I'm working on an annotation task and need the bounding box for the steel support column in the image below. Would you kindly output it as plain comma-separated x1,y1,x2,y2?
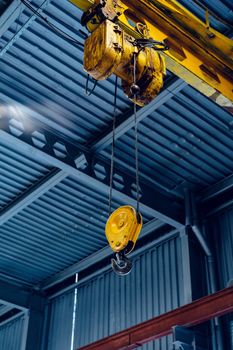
180,227,192,304
78,286,233,350
24,294,46,350
0,279,46,350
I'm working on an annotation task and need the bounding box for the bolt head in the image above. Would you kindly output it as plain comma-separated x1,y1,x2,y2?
130,84,140,95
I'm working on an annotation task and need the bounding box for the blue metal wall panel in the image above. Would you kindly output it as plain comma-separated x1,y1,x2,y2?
74,234,184,349
205,208,233,350
46,290,75,350
0,314,26,350
206,208,233,288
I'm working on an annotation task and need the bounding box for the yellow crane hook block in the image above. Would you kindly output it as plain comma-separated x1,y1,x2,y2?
105,206,142,275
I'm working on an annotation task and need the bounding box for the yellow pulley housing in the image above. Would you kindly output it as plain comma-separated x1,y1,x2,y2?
83,19,165,106
105,205,142,254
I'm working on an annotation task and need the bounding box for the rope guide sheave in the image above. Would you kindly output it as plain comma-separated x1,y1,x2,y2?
75,0,168,274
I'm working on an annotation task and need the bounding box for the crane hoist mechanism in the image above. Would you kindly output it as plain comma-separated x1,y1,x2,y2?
71,0,233,107
79,0,168,106
67,0,232,272
72,0,167,273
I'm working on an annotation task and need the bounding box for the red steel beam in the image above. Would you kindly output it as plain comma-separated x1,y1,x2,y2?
78,286,233,350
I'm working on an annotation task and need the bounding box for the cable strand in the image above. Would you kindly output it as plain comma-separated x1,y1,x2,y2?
133,52,140,214
20,0,84,48
85,74,98,96
108,75,118,216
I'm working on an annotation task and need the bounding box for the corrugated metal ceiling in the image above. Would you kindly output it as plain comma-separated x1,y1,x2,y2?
0,0,233,286
0,174,153,284
100,85,233,195
0,0,131,144
0,138,52,209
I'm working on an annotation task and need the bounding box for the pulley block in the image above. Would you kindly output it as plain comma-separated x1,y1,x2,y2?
105,205,142,275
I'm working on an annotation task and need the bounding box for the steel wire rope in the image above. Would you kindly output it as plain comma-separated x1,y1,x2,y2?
20,0,84,48
108,75,118,216
85,74,98,96
132,51,140,214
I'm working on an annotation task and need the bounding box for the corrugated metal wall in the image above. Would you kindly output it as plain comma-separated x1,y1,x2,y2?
45,290,75,350
74,234,185,349
205,207,233,350
0,314,26,350
206,208,233,289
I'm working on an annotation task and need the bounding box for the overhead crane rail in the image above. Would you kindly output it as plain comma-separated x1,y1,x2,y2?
70,0,233,103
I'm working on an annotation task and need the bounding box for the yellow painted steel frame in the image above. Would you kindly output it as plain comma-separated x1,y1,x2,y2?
70,0,233,102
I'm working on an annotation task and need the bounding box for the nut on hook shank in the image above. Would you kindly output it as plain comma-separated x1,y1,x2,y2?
130,83,140,96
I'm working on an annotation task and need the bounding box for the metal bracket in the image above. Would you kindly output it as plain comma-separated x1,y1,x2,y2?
173,326,195,350
172,326,208,350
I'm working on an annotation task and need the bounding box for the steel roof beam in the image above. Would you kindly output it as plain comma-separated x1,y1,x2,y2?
200,173,233,202
78,286,233,350
40,218,165,290
0,168,67,225
197,173,233,217
0,0,52,57
0,124,184,227
0,279,31,310
0,304,13,317
91,78,186,153
0,77,185,227
0,0,24,38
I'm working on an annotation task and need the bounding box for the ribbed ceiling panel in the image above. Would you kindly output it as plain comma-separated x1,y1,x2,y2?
0,138,52,209
100,85,233,194
0,175,153,284
0,0,131,144
0,0,232,287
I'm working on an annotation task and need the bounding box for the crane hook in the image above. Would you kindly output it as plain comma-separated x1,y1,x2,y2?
111,251,133,276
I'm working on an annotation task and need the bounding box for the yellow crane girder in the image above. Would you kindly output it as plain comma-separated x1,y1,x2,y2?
70,0,233,103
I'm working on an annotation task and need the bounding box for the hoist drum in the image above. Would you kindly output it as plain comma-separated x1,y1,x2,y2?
121,48,165,106
105,205,142,253
83,19,166,105
83,20,123,80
